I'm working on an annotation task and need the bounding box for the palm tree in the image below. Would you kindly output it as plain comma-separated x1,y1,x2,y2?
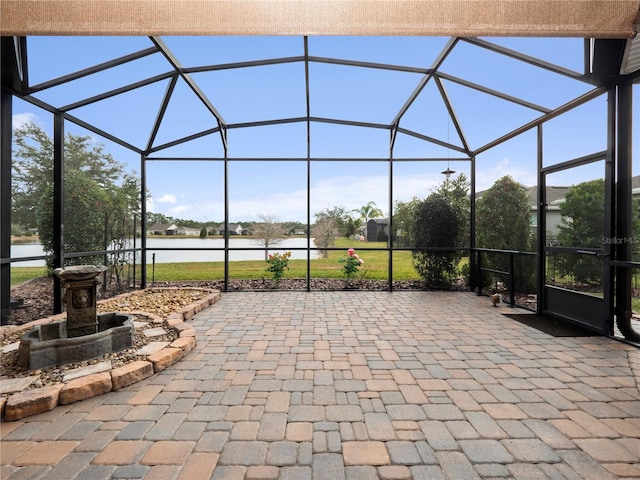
354,201,384,240
354,201,383,224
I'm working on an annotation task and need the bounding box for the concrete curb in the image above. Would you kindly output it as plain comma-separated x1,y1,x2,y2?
0,288,221,422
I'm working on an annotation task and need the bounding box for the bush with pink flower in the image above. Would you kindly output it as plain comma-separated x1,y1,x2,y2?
338,247,364,279
265,251,292,282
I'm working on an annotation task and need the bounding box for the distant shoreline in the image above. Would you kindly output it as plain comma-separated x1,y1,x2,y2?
11,234,310,244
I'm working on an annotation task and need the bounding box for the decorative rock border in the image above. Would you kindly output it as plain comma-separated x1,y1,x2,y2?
0,288,221,422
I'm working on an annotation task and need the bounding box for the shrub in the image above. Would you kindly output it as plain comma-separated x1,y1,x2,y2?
410,194,463,288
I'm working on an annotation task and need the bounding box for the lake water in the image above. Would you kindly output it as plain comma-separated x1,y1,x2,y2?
11,237,320,267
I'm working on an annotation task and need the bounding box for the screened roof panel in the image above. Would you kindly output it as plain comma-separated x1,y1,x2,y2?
193,62,307,124
161,36,304,67
439,41,593,110
310,123,391,158
30,53,170,108
441,79,544,149
481,37,587,73
227,123,308,158
398,80,465,149
25,36,154,85
308,63,423,125
307,36,450,68
151,76,221,150
8,35,619,162
392,131,461,159
70,79,171,150
148,133,226,158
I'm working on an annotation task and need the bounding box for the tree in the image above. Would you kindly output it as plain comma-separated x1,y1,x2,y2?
410,193,463,288
312,206,350,257
37,170,109,268
343,216,362,238
312,216,338,258
393,197,421,247
475,175,533,291
476,176,531,251
12,122,123,230
252,212,286,261
556,179,604,285
354,201,383,224
434,173,470,245
12,122,139,280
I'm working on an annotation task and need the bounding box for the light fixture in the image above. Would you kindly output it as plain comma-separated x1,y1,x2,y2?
442,120,455,178
441,166,455,178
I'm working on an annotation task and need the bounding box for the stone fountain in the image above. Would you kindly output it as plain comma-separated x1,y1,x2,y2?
18,265,134,370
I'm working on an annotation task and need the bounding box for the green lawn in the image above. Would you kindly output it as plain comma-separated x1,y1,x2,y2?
8,239,420,285
144,239,422,282
9,267,49,287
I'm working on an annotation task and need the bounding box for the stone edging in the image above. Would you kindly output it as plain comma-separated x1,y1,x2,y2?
0,288,221,422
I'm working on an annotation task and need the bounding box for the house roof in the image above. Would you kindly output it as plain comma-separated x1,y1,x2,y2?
148,223,177,231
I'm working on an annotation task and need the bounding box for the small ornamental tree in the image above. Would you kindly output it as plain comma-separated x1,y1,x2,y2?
312,206,350,257
252,212,286,261
409,193,463,288
199,227,208,238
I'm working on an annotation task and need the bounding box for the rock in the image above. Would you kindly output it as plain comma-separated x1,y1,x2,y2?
148,347,184,372
166,314,183,327
59,372,112,405
170,336,196,353
4,384,64,421
179,328,196,338
169,322,195,338
180,305,196,320
111,361,154,390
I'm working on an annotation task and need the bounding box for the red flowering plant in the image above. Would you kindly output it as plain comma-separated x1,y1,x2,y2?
265,251,292,283
338,248,365,280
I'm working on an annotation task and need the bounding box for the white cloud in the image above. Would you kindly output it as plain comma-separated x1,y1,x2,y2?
156,194,177,204
168,204,192,216
12,112,38,129
476,157,536,191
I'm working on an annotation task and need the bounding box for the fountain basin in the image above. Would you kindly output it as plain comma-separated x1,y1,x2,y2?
17,313,134,370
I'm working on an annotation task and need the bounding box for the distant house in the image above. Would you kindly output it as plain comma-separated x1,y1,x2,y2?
525,186,570,242
148,223,179,235
213,223,244,236
148,223,203,236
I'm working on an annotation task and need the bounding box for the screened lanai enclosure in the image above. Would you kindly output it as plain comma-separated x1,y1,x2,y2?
1,15,640,343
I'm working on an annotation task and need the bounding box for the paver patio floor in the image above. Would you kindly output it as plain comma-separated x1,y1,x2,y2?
1,291,639,479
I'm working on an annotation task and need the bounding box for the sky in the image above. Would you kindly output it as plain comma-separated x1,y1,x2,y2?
11,36,640,224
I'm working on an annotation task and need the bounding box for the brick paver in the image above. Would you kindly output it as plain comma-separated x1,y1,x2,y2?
2,291,639,479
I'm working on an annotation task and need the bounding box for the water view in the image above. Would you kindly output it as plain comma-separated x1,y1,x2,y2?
11,237,320,267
